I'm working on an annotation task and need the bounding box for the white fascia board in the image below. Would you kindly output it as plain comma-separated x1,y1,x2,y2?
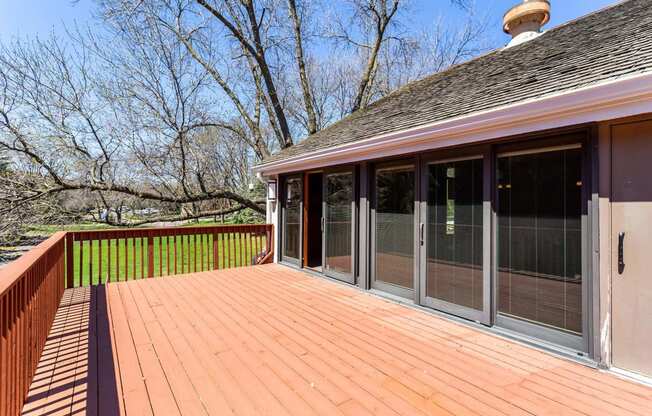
253,71,652,176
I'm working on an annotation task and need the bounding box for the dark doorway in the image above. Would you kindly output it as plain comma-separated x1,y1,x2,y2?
306,172,323,269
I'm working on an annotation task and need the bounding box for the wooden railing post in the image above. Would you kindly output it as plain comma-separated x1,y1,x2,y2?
147,236,154,278
66,234,73,288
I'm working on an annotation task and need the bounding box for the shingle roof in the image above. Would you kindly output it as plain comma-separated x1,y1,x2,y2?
262,0,652,164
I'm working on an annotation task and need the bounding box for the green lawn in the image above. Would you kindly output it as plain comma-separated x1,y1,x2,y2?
30,219,228,235
70,233,267,287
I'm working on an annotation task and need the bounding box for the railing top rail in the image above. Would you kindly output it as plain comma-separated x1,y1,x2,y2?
67,223,271,240
0,231,67,297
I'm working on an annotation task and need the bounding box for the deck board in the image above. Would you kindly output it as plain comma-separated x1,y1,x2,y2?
22,264,652,415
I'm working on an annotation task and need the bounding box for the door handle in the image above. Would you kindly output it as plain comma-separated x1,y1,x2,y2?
618,232,626,274
321,217,325,233
419,223,425,246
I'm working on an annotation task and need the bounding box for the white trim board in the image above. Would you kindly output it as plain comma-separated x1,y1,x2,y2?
254,71,652,176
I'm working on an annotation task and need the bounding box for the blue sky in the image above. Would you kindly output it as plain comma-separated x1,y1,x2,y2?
0,0,619,44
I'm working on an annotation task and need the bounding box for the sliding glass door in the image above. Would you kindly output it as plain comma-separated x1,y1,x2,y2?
371,162,416,299
281,175,302,265
419,156,490,323
496,145,584,349
323,169,355,283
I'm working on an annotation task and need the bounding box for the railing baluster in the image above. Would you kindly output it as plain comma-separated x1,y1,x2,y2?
240,233,248,266
147,236,154,278
66,236,73,288
116,238,121,282
242,231,247,266
214,233,219,270
195,234,199,272
232,231,236,268
239,232,244,267
237,232,241,267
132,238,136,281
123,236,127,281
224,232,230,269
78,239,84,288
220,232,225,269
10,287,16,414
164,235,168,275
158,235,162,277
173,235,178,275
99,238,103,284
140,237,144,279
1,296,6,416
107,239,112,283
191,234,196,273
180,235,184,274
247,232,252,266
89,240,94,286
200,234,205,271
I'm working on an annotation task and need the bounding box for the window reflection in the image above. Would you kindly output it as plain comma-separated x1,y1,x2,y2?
283,177,302,261
426,159,483,310
497,147,582,334
325,172,353,275
375,166,415,289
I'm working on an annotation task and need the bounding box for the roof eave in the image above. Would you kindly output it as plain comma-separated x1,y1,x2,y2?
253,71,652,176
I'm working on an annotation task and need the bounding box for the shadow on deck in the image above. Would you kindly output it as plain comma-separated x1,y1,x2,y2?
21,286,119,416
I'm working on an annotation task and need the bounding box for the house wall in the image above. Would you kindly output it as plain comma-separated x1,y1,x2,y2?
596,113,652,377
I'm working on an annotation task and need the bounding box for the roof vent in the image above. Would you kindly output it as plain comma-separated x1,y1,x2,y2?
503,0,550,48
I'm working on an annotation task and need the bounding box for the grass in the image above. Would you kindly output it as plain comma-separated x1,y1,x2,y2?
70,233,267,288
29,218,230,236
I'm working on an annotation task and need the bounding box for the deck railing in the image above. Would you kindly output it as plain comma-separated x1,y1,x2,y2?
0,232,66,416
0,223,273,414
66,224,274,287
66,224,272,287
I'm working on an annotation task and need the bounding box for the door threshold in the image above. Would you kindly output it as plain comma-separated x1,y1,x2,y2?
490,325,594,366
608,367,652,387
368,289,415,306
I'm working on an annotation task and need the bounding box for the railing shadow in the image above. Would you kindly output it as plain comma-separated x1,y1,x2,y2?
21,286,120,415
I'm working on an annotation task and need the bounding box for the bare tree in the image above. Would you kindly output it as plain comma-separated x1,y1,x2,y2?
100,0,486,147
0,33,265,228
0,0,491,231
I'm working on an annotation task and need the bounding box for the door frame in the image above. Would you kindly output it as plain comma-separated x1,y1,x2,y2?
322,166,356,284
491,133,593,353
370,159,418,300
279,174,303,267
418,145,492,325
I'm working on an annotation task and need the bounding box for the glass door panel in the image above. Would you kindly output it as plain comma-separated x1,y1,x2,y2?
282,176,302,264
323,170,355,283
372,164,415,298
421,157,487,322
497,146,583,337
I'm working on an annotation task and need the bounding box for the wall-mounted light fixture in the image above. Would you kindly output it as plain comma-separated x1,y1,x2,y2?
267,180,277,202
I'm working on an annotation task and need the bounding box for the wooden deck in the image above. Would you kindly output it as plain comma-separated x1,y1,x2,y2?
22,264,652,415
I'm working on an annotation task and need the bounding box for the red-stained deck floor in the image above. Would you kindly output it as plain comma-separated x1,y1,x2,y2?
22,264,652,415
